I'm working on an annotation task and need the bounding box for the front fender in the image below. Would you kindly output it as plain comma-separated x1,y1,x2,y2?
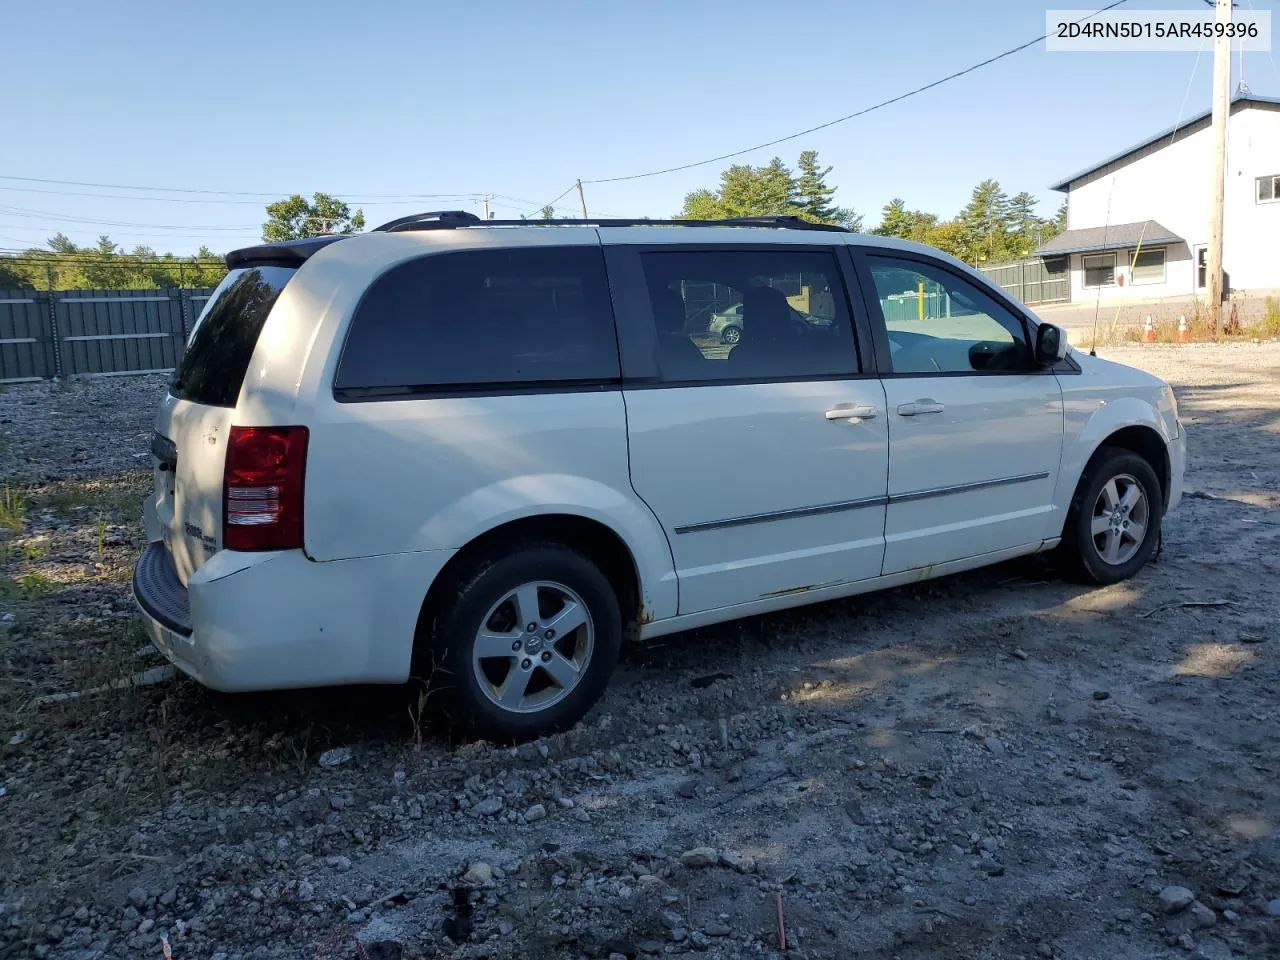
1053,395,1176,524
419,474,678,622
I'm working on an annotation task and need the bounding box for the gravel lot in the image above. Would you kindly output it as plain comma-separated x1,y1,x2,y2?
1,345,1278,960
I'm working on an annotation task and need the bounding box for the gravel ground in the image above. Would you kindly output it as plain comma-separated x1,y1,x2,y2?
1,346,1278,960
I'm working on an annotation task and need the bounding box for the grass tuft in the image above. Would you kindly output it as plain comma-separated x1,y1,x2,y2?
0,486,25,535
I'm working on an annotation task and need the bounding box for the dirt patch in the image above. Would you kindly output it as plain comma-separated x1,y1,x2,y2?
1,347,1278,960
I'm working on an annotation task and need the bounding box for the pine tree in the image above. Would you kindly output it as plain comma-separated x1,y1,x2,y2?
795,151,862,229
958,179,1013,262
796,150,838,222
1008,192,1041,235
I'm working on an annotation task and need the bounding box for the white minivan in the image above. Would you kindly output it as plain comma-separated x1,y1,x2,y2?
134,212,1185,739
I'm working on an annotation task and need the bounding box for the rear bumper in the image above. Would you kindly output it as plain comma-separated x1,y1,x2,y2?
132,541,456,692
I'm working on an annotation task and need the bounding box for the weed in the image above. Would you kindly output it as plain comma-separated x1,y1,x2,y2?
96,512,106,559
408,686,432,750
0,486,25,535
285,723,314,777
16,571,55,599
22,538,50,562
31,474,149,517
1251,296,1280,339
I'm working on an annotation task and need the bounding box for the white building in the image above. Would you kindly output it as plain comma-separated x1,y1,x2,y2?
1036,94,1280,302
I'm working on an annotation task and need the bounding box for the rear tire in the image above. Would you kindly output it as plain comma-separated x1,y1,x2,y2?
721,325,742,345
1059,447,1163,585
418,543,621,741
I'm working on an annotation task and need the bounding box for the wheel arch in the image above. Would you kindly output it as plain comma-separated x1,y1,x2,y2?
1055,398,1175,531
1090,425,1170,508
414,513,652,663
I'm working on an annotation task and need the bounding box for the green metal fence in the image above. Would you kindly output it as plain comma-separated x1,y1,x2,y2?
0,288,213,381
977,258,1069,305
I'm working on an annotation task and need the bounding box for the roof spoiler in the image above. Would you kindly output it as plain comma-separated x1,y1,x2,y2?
224,235,348,269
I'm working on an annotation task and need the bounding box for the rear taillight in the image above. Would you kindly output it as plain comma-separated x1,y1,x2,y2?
223,426,308,551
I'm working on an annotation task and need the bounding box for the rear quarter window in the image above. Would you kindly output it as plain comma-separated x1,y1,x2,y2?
334,246,619,396
171,265,296,407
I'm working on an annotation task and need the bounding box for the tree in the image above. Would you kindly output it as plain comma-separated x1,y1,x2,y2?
872,199,937,242
720,158,800,217
957,179,1013,263
0,234,226,291
678,157,799,219
676,151,861,228
1005,191,1050,256
262,193,366,242
0,262,31,290
540,205,556,220
1008,192,1041,236
921,220,967,259
795,150,863,230
679,187,725,220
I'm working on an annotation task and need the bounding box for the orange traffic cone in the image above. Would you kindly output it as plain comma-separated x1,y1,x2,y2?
1176,316,1189,342
1142,316,1154,342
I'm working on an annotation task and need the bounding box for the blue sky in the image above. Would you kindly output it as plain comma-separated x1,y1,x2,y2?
2,0,1277,254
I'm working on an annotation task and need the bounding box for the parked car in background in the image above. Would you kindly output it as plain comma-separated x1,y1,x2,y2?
707,300,827,343
707,302,745,343
134,212,1185,740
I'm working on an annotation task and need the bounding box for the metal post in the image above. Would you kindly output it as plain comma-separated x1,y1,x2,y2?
45,264,63,379
576,179,588,219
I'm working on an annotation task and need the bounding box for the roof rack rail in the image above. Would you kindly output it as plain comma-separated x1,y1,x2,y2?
371,212,849,234
372,210,484,232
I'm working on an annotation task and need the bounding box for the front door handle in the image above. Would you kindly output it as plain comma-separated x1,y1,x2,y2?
825,403,878,421
897,400,945,416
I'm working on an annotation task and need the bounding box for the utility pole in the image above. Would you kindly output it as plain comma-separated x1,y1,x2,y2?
1205,0,1232,336
575,179,588,219
481,195,492,220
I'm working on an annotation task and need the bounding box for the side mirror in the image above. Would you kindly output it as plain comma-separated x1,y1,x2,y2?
1034,323,1069,365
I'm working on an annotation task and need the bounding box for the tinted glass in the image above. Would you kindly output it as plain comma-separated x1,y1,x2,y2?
638,249,859,382
172,265,296,408
867,256,1032,374
336,247,619,394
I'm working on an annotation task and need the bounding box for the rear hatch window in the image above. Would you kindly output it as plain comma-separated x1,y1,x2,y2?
171,265,296,407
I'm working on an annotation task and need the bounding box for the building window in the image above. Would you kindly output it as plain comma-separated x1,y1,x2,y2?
1082,253,1116,288
1257,174,1280,203
1130,248,1166,285
1195,247,1207,289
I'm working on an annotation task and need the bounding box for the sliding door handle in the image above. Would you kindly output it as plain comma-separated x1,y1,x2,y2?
897,400,945,416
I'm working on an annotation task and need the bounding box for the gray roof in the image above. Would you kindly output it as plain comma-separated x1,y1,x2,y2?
1034,221,1183,257
1049,94,1280,192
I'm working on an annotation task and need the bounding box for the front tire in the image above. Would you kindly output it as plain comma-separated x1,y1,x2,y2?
1060,447,1163,584
420,543,621,740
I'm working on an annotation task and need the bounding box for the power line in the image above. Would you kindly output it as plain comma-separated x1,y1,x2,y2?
0,174,496,200
583,0,1131,185
534,183,579,214
0,185,488,206
0,204,259,231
